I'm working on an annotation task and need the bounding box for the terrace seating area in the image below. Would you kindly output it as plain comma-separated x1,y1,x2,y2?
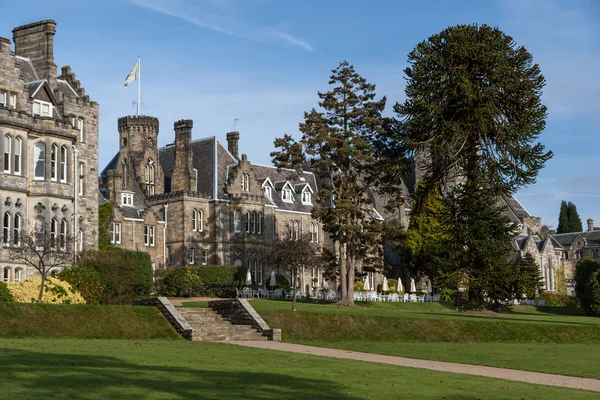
354,292,440,302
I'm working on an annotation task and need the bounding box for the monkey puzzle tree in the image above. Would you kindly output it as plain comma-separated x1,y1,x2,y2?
271,61,387,306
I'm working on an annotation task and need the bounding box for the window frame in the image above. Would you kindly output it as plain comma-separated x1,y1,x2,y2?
110,222,121,244
257,212,262,235
233,211,242,233
144,225,155,247
33,100,53,117
50,144,58,181
3,212,10,246
78,162,85,196
13,213,21,247
60,145,68,183
4,135,11,173
121,192,134,207
245,211,250,233
201,250,207,265
59,219,67,250
14,137,21,175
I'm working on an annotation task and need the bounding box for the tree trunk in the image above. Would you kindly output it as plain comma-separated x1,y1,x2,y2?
339,242,350,305
291,267,297,312
38,272,46,303
346,248,355,306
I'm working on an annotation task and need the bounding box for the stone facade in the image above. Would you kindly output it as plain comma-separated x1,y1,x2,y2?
100,118,325,293
0,20,98,282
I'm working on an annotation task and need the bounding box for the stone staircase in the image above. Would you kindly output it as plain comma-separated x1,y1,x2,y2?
178,307,269,342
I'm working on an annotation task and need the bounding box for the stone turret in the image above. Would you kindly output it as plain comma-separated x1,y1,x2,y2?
12,20,57,81
171,119,195,192
118,115,164,195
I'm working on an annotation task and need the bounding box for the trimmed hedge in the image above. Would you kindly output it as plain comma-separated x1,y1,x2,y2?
78,250,153,305
0,281,13,302
58,266,104,305
538,292,579,308
157,266,247,298
574,257,600,315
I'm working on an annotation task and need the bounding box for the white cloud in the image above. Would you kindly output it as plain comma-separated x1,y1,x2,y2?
128,0,313,51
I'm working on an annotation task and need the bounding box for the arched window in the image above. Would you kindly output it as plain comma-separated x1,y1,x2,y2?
3,267,10,282
50,218,58,248
313,223,319,243
192,209,197,231
60,219,67,250
60,145,68,182
3,212,10,245
78,163,85,196
244,174,249,191
245,211,250,233
289,221,294,240
121,159,128,189
145,158,155,195
50,143,58,181
198,210,203,232
13,213,21,246
293,221,299,241
35,217,45,248
34,143,46,180
233,211,241,233
14,268,22,283
257,213,262,235
251,212,256,233
4,134,11,173
77,118,84,142
14,137,21,175
240,173,245,191
309,223,314,242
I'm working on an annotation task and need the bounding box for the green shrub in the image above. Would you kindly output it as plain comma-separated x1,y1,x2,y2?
158,267,203,297
157,266,247,298
537,292,579,307
0,281,13,302
275,274,290,291
78,250,153,305
354,280,364,292
439,287,457,303
58,266,104,304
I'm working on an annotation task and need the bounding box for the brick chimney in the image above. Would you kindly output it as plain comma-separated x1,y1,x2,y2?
12,20,57,80
171,120,194,192
588,218,594,232
226,131,239,160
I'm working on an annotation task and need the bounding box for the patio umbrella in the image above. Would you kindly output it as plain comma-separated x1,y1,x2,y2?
427,279,432,294
382,277,389,292
410,278,416,293
364,276,371,291
321,276,329,290
245,268,252,286
269,270,277,288
397,278,404,293
535,288,540,298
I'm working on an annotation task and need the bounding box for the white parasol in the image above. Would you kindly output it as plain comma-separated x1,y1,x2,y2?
427,279,432,294
269,270,277,287
397,278,404,293
245,268,252,286
322,276,329,290
410,278,416,293
364,276,371,291
382,277,389,292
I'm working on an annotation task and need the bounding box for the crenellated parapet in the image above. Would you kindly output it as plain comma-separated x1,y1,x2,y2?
118,115,160,132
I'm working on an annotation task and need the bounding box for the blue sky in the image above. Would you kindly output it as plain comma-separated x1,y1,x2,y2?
1,0,599,229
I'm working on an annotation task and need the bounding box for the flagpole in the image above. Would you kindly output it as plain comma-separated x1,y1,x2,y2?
137,56,141,116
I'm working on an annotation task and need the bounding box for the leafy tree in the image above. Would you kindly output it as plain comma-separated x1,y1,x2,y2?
574,257,600,310
396,24,552,196
271,61,387,306
265,232,325,311
584,270,600,316
557,200,583,233
437,182,517,307
0,281,13,302
6,223,75,303
405,184,448,282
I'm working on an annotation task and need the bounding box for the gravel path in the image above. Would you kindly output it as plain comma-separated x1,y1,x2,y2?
228,341,600,392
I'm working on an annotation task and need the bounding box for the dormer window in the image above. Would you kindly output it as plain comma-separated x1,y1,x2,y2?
264,186,272,200
282,188,293,203
301,191,311,205
241,173,250,191
33,100,52,117
121,192,134,207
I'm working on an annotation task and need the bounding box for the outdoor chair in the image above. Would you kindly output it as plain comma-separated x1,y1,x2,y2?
403,293,410,302
235,287,243,298
409,293,417,303
258,288,270,298
388,293,398,302
272,288,283,299
242,287,253,299
432,294,440,302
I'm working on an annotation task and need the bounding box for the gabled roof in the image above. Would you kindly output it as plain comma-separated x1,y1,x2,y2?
551,230,600,248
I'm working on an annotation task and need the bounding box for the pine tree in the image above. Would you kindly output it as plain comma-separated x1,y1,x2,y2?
271,61,387,306
566,201,583,233
557,200,569,234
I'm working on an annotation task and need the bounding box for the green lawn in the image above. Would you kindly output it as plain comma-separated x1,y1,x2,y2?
0,303,179,339
0,339,597,400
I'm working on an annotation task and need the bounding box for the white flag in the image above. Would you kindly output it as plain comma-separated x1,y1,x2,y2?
124,60,139,86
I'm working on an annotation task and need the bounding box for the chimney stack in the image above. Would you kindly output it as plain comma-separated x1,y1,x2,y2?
0,37,10,55
172,120,194,192
226,131,240,160
588,218,594,232
12,20,57,80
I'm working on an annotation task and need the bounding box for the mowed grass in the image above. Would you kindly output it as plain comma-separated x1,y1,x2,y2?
0,339,597,400
0,303,179,339
244,299,600,378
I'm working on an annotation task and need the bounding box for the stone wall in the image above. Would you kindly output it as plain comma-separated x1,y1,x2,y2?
134,297,193,340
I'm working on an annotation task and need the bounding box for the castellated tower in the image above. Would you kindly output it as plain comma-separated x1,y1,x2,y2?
118,115,164,196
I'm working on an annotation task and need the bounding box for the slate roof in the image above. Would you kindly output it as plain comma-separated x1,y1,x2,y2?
500,194,530,224
251,164,318,213
15,56,38,82
551,230,600,248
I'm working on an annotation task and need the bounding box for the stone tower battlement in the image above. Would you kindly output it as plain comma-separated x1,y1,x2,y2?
118,115,160,132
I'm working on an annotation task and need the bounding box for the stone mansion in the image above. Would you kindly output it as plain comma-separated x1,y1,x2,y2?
0,20,98,283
